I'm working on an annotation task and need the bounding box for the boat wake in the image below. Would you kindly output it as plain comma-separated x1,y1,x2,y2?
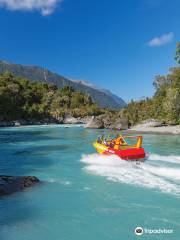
80,153,180,196
148,153,180,164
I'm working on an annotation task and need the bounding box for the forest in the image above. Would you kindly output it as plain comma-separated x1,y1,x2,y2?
1,43,180,126
0,72,102,121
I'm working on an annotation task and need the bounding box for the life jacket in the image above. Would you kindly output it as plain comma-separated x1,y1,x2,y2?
114,137,122,150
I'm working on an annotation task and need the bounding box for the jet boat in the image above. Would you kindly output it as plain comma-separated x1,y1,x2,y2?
93,135,146,161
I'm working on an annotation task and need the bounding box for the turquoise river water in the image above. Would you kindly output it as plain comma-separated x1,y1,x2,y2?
0,125,180,240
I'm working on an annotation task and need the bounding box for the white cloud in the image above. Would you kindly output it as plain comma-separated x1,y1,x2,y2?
147,32,174,47
0,0,63,16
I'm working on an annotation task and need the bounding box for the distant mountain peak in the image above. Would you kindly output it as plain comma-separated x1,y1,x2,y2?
73,79,97,88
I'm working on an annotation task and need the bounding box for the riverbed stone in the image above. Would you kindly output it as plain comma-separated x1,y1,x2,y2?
0,176,40,196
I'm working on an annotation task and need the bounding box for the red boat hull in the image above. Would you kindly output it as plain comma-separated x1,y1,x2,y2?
93,139,146,161
104,147,146,160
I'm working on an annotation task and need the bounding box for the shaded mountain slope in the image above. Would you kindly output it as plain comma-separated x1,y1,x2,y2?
0,61,126,109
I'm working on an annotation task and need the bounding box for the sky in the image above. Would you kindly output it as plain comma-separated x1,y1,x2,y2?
0,0,179,102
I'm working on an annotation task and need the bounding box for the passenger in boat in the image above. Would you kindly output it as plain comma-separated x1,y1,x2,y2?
103,138,108,145
114,136,124,150
97,136,102,143
97,135,104,144
109,139,115,148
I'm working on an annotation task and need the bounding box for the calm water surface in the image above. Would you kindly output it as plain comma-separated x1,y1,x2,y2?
0,125,180,240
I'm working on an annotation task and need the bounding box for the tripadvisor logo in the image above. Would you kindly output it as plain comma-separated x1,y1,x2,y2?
135,227,143,236
134,227,173,236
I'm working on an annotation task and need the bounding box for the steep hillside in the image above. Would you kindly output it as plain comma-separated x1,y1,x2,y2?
0,61,126,109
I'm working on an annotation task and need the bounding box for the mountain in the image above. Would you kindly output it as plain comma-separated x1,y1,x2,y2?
0,61,126,109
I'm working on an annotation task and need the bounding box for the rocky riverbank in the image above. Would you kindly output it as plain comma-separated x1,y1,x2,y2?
0,176,40,196
128,119,180,135
0,116,89,128
2,117,179,134
0,113,129,130
84,114,128,129
129,125,180,135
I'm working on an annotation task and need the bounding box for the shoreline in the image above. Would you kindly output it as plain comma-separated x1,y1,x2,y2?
127,125,180,135
0,123,83,129
1,121,180,135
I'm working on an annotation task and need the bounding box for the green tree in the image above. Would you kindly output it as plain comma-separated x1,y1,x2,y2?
175,42,180,64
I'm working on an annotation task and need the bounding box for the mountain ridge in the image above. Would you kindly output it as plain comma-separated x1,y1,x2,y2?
0,61,126,109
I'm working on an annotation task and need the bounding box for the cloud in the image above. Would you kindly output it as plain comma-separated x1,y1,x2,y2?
0,0,63,16
147,32,174,47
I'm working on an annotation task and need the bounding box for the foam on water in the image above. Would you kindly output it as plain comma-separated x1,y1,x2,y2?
81,154,180,196
47,178,71,185
140,164,180,181
148,153,180,164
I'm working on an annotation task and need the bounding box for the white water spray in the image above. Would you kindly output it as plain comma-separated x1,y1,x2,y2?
81,153,180,196
148,154,180,164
